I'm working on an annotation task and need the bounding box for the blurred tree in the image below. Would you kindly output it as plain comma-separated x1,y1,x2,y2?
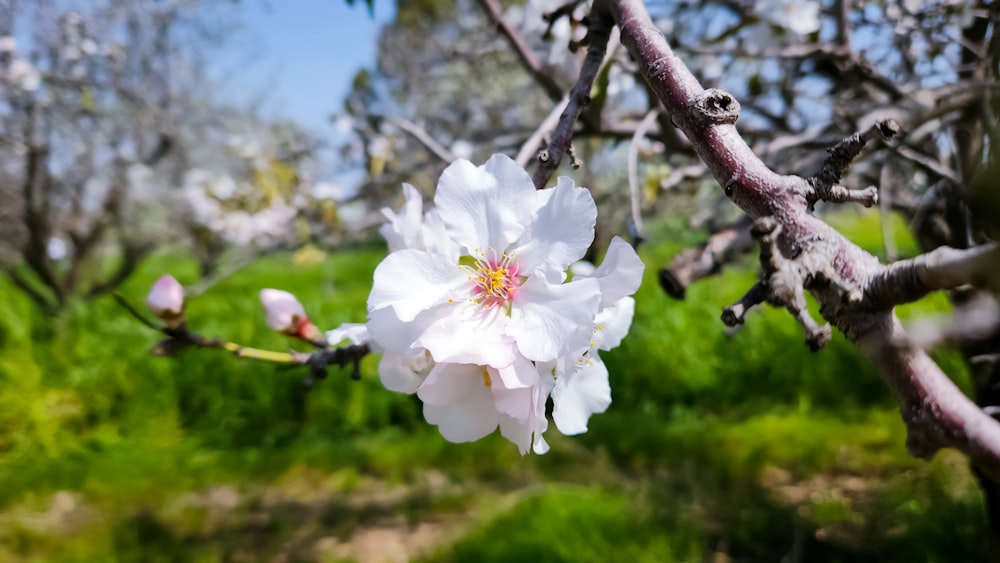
0,0,344,312
0,0,236,313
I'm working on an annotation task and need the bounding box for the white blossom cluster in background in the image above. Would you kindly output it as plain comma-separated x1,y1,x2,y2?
0,36,41,93
505,0,590,73
178,169,298,248
347,154,643,454
752,0,821,38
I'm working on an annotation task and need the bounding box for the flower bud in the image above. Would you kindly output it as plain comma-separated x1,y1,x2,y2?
147,275,186,328
260,289,321,341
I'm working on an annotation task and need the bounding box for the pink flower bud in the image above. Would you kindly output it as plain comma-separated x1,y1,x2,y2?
147,274,186,328
260,289,309,336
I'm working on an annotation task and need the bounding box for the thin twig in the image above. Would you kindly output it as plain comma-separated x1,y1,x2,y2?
626,109,659,248
476,0,564,102
386,115,456,163
879,161,899,261
113,294,370,384
516,94,569,167
532,20,615,188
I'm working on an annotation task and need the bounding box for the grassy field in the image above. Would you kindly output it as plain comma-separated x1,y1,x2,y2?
0,211,989,562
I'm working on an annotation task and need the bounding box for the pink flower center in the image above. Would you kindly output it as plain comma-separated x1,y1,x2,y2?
469,247,522,310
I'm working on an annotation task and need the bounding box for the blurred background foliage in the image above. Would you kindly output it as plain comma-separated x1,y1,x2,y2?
0,213,988,562
1,0,996,560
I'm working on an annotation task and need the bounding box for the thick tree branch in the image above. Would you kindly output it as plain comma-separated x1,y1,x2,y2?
600,0,1000,478
866,243,1000,309
515,94,569,167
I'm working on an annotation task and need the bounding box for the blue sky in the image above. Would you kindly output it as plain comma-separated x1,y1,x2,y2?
218,0,396,132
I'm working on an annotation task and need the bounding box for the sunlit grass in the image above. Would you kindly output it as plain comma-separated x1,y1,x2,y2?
0,213,988,561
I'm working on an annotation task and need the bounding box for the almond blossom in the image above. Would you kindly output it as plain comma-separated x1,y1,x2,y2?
366,154,644,454
368,154,602,366
549,237,643,434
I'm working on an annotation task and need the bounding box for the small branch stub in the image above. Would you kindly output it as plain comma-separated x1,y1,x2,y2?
721,217,833,351
805,119,901,209
690,88,741,125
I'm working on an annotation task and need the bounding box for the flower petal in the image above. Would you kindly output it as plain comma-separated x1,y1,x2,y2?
421,209,462,261
378,350,433,394
367,249,466,322
513,176,597,272
379,183,424,252
494,353,538,390
424,399,500,444
491,383,533,421
416,305,518,368
260,289,307,333
533,433,550,454
508,275,601,362
325,323,371,347
417,362,485,406
552,359,611,435
147,274,185,315
589,236,645,308
367,300,448,354
420,363,500,443
434,155,535,252
498,414,532,454
595,297,635,351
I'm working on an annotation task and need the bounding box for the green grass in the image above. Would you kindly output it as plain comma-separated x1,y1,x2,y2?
0,212,990,561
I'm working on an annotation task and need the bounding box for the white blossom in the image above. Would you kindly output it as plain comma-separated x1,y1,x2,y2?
367,154,644,454
6,59,41,92
46,237,68,261
0,36,17,54
450,139,474,161
326,322,372,347
368,154,601,365
754,0,821,36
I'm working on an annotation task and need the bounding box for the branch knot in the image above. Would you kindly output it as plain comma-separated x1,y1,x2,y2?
690,88,740,125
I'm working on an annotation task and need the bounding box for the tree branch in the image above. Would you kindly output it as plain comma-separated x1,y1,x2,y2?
532,13,614,188
476,0,565,103
660,215,754,300
115,294,370,386
600,0,1000,478
866,243,1000,309
626,108,658,247
385,115,456,163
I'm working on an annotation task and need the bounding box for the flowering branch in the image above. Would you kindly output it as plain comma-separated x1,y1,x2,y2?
598,0,1000,478
117,277,370,387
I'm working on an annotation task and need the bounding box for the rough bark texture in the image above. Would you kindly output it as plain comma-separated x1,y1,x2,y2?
594,0,1000,479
